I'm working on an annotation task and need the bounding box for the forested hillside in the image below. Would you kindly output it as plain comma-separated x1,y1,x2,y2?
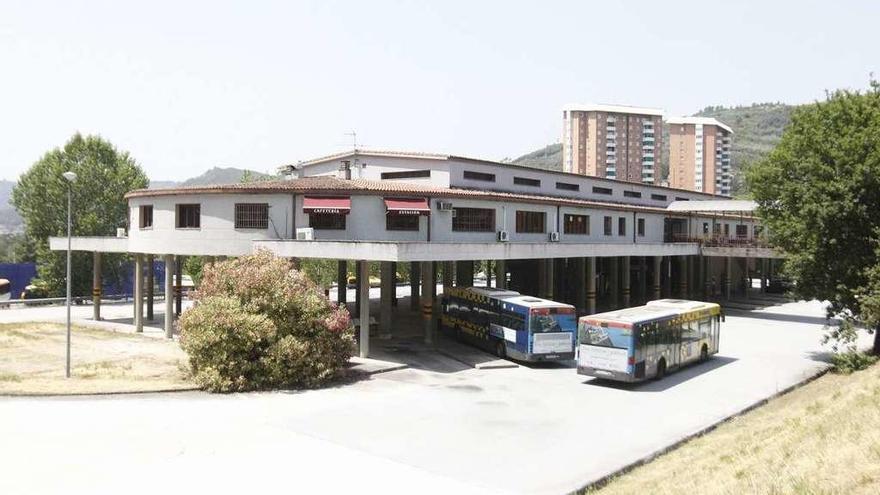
511,103,796,196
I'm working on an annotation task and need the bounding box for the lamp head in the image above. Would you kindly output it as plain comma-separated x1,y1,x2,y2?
62,171,77,183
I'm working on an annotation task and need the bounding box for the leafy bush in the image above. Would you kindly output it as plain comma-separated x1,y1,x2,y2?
179,250,354,392
831,349,878,374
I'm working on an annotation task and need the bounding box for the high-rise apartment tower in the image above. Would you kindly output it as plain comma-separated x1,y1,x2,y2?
562,104,663,184
667,117,733,196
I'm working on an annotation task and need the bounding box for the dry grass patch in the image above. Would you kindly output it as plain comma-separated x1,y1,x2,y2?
591,362,880,495
0,322,194,395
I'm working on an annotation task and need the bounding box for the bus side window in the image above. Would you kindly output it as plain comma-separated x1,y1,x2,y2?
699,318,711,340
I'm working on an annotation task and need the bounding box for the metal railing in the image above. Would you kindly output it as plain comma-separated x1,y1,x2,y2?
666,234,772,248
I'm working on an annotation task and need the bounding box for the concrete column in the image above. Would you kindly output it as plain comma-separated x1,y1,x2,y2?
742,258,750,298
652,256,662,300
545,259,555,300
391,262,398,307
421,261,435,345
353,261,361,317
704,257,712,300
175,256,183,316
622,256,631,307
586,257,597,314
760,258,768,292
409,261,421,311
358,260,370,358
640,257,648,304
609,257,619,309
724,257,732,300
663,257,673,298
164,254,174,339
442,261,454,293
92,251,102,321
537,260,548,298
134,254,144,333
494,260,506,289
456,260,473,288
679,256,689,299
573,257,586,313
337,260,347,304
379,261,393,339
146,254,154,320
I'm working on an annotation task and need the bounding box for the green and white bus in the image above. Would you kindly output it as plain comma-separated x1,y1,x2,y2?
577,299,722,382
440,286,578,362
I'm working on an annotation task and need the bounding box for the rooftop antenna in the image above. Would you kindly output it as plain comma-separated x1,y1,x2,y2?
345,131,358,151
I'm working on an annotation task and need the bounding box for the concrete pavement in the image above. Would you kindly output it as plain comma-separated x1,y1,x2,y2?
0,299,873,494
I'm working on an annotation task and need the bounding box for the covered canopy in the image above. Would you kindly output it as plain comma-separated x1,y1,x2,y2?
384,197,430,215
666,200,757,213
303,196,351,214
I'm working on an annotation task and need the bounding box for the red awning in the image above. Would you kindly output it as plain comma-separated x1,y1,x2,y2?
384,197,430,215
303,196,351,214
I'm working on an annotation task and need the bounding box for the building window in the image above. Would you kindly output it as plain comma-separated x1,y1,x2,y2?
624,190,642,198
736,225,748,238
513,177,541,187
381,170,431,180
618,217,626,236
386,214,420,231
651,193,667,201
724,224,730,236
637,218,645,236
176,204,200,229
604,216,613,236
556,182,579,191
713,224,721,235
463,171,495,182
564,214,589,235
516,211,545,233
234,203,269,229
675,197,689,201
139,205,153,229
703,222,710,234
452,207,495,232
309,213,346,230
593,186,613,195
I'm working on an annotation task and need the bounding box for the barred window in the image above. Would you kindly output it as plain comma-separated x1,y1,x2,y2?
604,216,613,236
564,214,589,235
593,186,613,195
624,190,642,198
463,171,495,182
516,211,545,233
235,203,269,229
176,204,200,229
309,213,346,230
736,224,748,238
651,193,667,201
638,218,646,236
556,182,579,191
452,207,495,232
513,176,541,187
381,170,431,180
139,205,153,229
618,217,626,236
386,214,420,231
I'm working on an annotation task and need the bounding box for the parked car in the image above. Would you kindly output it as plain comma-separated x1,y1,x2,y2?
767,277,795,294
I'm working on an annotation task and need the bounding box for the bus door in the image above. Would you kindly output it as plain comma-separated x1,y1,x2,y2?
666,319,682,370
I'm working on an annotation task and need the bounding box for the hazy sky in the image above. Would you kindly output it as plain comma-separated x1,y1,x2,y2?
1,0,878,181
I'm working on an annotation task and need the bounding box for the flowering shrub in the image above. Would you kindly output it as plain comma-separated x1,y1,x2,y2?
179,250,354,392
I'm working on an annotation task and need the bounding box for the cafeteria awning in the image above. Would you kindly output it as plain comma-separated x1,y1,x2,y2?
303,196,351,214
384,198,430,215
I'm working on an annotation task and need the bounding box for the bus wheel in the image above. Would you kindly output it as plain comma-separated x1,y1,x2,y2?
655,358,667,380
495,341,507,359
700,344,709,362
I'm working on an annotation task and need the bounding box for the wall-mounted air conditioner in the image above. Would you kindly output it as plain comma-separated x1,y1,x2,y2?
296,228,314,240
437,201,454,211
549,232,560,242
116,228,127,238
497,230,509,242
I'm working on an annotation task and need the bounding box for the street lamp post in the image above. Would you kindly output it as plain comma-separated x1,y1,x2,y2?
62,171,77,378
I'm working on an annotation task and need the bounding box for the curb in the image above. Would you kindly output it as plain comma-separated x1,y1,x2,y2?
0,387,201,398
569,365,832,494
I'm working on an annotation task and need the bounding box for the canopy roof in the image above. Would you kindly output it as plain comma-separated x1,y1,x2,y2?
666,200,757,213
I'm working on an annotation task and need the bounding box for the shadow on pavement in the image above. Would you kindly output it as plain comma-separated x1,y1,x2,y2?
725,309,840,327
582,356,738,392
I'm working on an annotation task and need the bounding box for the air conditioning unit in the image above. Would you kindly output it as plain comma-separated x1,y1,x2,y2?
549,232,560,242
296,228,314,240
116,228,127,238
437,201,454,211
497,230,509,242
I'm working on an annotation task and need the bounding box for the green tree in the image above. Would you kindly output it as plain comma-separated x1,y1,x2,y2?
747,81,880,353
11,133,148,296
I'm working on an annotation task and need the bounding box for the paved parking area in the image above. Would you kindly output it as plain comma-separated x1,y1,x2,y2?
0,298,872,494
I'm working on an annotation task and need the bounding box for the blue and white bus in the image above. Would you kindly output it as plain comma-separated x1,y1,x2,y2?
440,286,578,362
577,299,722,382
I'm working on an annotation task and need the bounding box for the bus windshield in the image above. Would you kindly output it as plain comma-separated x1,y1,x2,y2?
529,308,576,333
578,321,632,349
